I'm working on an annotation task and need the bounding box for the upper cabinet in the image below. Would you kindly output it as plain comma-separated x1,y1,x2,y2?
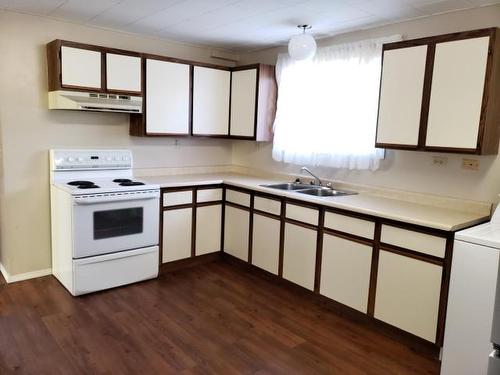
376,28,500,154
230,68,257,138
131,57,191,136
60,46,102,90
47,40,142,95
47,40,277,142
192,66,231,136
105,53,142,94
230,65,277,141
376,45,428,147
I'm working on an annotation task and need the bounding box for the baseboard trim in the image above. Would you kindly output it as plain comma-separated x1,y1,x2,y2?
0,263,52,283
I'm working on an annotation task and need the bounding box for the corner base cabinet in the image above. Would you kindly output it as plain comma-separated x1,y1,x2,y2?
376,28,500,154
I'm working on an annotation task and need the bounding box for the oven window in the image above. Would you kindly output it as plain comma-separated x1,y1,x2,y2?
93,207,143,240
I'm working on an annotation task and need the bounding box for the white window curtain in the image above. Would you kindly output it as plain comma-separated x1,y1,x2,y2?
272,35,401,171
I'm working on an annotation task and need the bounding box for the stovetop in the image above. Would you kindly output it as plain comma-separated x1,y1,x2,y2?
54,177,159,195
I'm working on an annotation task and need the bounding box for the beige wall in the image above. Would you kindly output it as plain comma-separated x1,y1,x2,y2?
234,5,500,203
0,11,234,276
2,6,500,278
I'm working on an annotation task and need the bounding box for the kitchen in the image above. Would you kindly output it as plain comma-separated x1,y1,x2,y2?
1,1,500,374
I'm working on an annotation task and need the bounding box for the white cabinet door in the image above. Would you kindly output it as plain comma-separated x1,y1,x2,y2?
196,205,221,256
374,250,442,342
230,69,257,137
106,53,141,93
61,46,101,89
252,213,280,275
146,59,190,135
283,223,317,290
192,66,230,135
320,234,372,313
425,37,490,149
224,206,249,261
376,45,428,146
162,208,192,263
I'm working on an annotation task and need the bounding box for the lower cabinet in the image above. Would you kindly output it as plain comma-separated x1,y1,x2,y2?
195,204,222,256
320,234,372,313
374,250,443,342
283,223,317,290
251,213,280,275
224,205,250,261
162,208,192,263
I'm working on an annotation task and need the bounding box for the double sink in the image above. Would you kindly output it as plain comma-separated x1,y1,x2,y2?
261,182,357,197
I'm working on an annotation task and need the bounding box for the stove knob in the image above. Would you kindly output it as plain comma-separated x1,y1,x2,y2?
67,157,75,162
106,156,112,161
77,157,84,162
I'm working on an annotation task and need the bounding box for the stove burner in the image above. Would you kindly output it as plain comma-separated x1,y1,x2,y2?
113,179,132,183
119,181,145,186
68,180,94,186
77,184,100,189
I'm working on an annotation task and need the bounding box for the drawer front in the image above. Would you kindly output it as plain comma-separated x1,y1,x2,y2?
324,212,375,239
286,203,318,226
254,196,281,216
163,190,193,207
197,188,222,203
381,225,446,258
226,189,250,207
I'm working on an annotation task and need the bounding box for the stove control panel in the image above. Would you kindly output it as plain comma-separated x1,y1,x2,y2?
50,149,133,170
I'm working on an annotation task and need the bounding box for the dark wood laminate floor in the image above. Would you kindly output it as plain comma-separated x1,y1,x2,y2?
0,261,440,375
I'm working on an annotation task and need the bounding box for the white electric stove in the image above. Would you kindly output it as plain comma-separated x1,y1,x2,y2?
49,149,160,296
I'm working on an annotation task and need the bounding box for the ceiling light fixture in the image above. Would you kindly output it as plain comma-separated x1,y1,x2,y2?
288,25,317,60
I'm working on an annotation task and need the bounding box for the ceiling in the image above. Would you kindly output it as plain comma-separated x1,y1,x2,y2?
1,0,499,52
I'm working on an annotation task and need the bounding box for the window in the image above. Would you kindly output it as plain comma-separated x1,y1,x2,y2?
272,36,401,171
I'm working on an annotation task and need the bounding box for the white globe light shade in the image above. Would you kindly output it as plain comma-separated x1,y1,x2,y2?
288,33,317,60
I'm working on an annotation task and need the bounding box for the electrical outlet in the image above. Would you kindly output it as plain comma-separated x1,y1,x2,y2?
432,156,448,166
462,158,480,171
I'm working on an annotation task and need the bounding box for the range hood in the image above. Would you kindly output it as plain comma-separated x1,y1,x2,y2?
48,90,142,114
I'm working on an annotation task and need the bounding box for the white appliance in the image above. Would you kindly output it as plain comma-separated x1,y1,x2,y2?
49,149,159,296
48,90,142,113
441,210,500,375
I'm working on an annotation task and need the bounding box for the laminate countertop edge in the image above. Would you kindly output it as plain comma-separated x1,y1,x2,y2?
143,173,491,232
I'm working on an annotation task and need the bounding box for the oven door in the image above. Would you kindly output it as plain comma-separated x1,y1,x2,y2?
72,190,160,258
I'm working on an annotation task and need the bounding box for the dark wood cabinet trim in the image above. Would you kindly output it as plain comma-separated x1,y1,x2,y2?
224,201,251,212
417,44,435,147
367,222,382,317
248,195,255,264
284,217,318,231
313,209,325,293
323,228,374,247
252,208,281,221
435,234,455,346
379,244,444,266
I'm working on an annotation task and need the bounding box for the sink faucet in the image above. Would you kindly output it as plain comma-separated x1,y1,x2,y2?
301,167,322,186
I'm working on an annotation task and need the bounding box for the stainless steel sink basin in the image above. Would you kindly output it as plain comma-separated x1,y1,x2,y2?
262,182,313,191
297,188,357,197
262,182,357,198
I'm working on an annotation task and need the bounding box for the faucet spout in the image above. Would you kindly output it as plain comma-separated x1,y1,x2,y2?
300,167,322,186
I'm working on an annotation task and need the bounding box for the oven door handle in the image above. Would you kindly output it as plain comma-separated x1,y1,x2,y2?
74,192,160,205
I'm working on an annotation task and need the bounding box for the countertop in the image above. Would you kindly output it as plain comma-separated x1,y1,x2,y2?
142,173,491,232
